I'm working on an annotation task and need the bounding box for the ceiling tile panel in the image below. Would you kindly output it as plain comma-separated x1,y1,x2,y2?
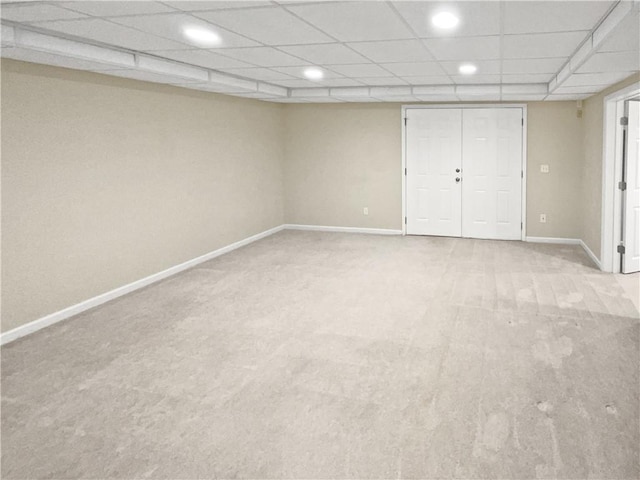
440,60,500,75
0,3,87,22
452,74,501,85
278,43,368,65
34,18,191,51
166,2,273,12
111,12,259,48
194,6,333,45
351,77,408,86
212,47,308,67
501,73,554,83
598,10,639,52
151,49,255,69
327,63,392,78
502,57,567,74
423,36,500,61
504,1,614,34
271,65,342,79
286,2,413,42
380,62,446,77
393,1,501,38
503,31,590,58
59,1,177,17
346,39,433,63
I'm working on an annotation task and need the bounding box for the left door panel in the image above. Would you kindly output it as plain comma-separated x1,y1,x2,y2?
406,108,462,236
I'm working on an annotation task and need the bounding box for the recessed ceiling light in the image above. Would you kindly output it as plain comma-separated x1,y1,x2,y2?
459,63,477,75
432,11,459,29
304,67,324,80
183,26,221,47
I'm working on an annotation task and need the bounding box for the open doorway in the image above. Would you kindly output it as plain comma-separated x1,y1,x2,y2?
602,83,640,273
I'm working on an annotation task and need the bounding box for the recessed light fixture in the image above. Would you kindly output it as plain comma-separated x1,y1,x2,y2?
304,67,324,80
432,11,459,30
183,26,221,47
459,63,477,75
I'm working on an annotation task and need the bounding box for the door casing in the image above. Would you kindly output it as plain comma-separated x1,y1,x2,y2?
401,104,528,240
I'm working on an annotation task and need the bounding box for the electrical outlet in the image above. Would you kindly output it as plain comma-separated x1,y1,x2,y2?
363,207,369,216
540,213,547,223
540,164,550,173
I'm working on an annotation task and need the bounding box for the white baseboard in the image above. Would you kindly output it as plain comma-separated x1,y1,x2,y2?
579,239,602,270
525,236,581,245
0,224,285,346
284,224,402,235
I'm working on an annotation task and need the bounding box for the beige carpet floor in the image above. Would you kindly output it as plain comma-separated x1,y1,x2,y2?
2,230,639,479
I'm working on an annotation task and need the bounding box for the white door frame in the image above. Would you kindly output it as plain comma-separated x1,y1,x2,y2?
401,104,528,240
601,82,640,273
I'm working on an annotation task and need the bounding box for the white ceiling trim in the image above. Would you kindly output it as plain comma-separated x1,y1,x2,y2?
547,0,637,94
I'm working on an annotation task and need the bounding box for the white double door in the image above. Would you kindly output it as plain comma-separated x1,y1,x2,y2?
406,107,523,240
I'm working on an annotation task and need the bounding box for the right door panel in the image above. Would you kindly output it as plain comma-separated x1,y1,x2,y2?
461,108,523,240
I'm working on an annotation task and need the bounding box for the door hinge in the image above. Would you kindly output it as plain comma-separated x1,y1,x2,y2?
404,216,407,225
617,244,626,254
620,116,628,126
521,118,524,126
521,170,524,178
521,222,523,230
405,168,407,175
619,181,627,191
404,117,408,125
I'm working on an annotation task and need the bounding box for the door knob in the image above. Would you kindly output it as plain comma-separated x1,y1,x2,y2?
456,168,460,173
456,177,461,183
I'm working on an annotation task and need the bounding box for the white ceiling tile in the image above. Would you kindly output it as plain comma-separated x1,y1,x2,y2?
138,54,209,81
456,85,500,96
452,74,501,85
352,77,408,86
400,76,451,85
393,1,501,38
577,51,640,74
423,36,500,61
286,2,413,42
501,73,554,84
413,85,455,95
220,67,296,82
290,88,329,98
111,12,259,48
503,32,589,59
166,2,273,12
597,10,639,52
327,63,391,78
502,58,567,74
151,49,254,69
271,65,341,78
381,62,445,77
504,1,614,34
215,47,308,67
208,71,257,90
320,78,365,87
440,60,500,75
0,3,87,22
501,84,547,95
277,78,333,88
195,6,332,45
346,39,433,63
330,86,370,98
562,71,634,87
35,18,190,51
257,82,287,96
59,1,176,17
592,0,633,47
278,43,368,65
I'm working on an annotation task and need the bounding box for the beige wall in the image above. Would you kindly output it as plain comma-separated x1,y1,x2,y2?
284,101,585,237
581,73,640,260
284,103,402,229
1,59,285,332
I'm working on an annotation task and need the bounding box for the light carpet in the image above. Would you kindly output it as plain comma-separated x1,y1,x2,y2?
2,230,639,479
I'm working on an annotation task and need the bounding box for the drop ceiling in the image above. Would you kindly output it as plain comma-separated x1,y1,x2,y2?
1,0,638,103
